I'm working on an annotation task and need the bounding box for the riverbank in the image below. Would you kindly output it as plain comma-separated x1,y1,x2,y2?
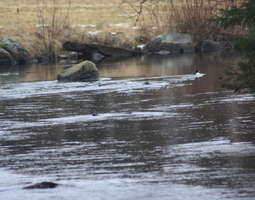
0,33,240,67
0,0,245,64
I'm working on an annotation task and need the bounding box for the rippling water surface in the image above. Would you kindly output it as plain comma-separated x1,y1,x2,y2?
0,54,255,200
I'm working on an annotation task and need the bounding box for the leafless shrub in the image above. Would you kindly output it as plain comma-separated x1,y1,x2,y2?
123,0,244,42
33,0,74,60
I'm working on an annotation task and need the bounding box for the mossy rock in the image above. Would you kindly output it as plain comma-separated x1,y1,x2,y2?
0,37,31,64
57,60,99,82
0,47,16,65
0,41,6,48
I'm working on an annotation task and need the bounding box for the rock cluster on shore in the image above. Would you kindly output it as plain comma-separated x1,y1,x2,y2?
63,41,142,62
142,33,234,55
0,37,31,65
143,33,195,55
62,32,235,63
0,32,236,67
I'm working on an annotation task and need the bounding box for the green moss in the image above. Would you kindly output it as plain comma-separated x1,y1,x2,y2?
5,37,16,43
0,37,18,49
0,41,6,48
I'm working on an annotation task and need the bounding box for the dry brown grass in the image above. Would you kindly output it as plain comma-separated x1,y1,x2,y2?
125,0,245,43
0,0,245,58
0,0,133,27
0,0,138,57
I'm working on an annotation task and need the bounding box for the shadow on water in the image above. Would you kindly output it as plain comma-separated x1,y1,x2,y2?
0,53,255,200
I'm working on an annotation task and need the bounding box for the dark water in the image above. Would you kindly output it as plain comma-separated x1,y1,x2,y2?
0,54,255,200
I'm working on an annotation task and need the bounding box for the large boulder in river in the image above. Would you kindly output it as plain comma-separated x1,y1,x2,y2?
0,48,16,65
0,37,31,64
57,60,99,82
144,33,195,55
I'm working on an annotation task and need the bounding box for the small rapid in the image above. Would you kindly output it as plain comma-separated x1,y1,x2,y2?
0,73,204,100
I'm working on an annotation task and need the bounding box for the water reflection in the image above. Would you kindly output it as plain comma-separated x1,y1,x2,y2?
0,53,254,200
99,55,194,78
0,53,240,85
0,63,63,84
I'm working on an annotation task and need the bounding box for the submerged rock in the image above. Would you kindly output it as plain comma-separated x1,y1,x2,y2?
57,60,99,82
144,33,195,55
0,37,31,64
23,182,59,189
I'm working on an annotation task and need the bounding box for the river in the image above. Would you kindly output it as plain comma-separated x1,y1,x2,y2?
0,53,255,200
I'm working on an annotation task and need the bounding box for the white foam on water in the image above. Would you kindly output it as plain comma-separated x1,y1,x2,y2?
0,170,228,200
169,139,255,159
42,111,174,124
0,74,205,101
3,111,176,131
148,104,194,111
194,72,204,78
219,94,255,103
204,94,255,106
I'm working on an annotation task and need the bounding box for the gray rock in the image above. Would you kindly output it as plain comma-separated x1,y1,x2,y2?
144,33,195,55
23,182,59,189
0,48,16,65
0,37,31,64
63,41,141,62
196,40,233,53
57,60,99,82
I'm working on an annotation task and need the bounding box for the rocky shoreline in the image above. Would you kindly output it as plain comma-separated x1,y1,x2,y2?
0,32,237,67
0,37,31,65
62,33,235,63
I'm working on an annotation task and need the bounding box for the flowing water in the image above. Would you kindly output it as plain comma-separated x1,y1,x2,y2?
0,54,255,200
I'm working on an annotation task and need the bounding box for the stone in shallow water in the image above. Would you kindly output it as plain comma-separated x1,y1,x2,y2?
23,181,60,189
57,60,99,82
